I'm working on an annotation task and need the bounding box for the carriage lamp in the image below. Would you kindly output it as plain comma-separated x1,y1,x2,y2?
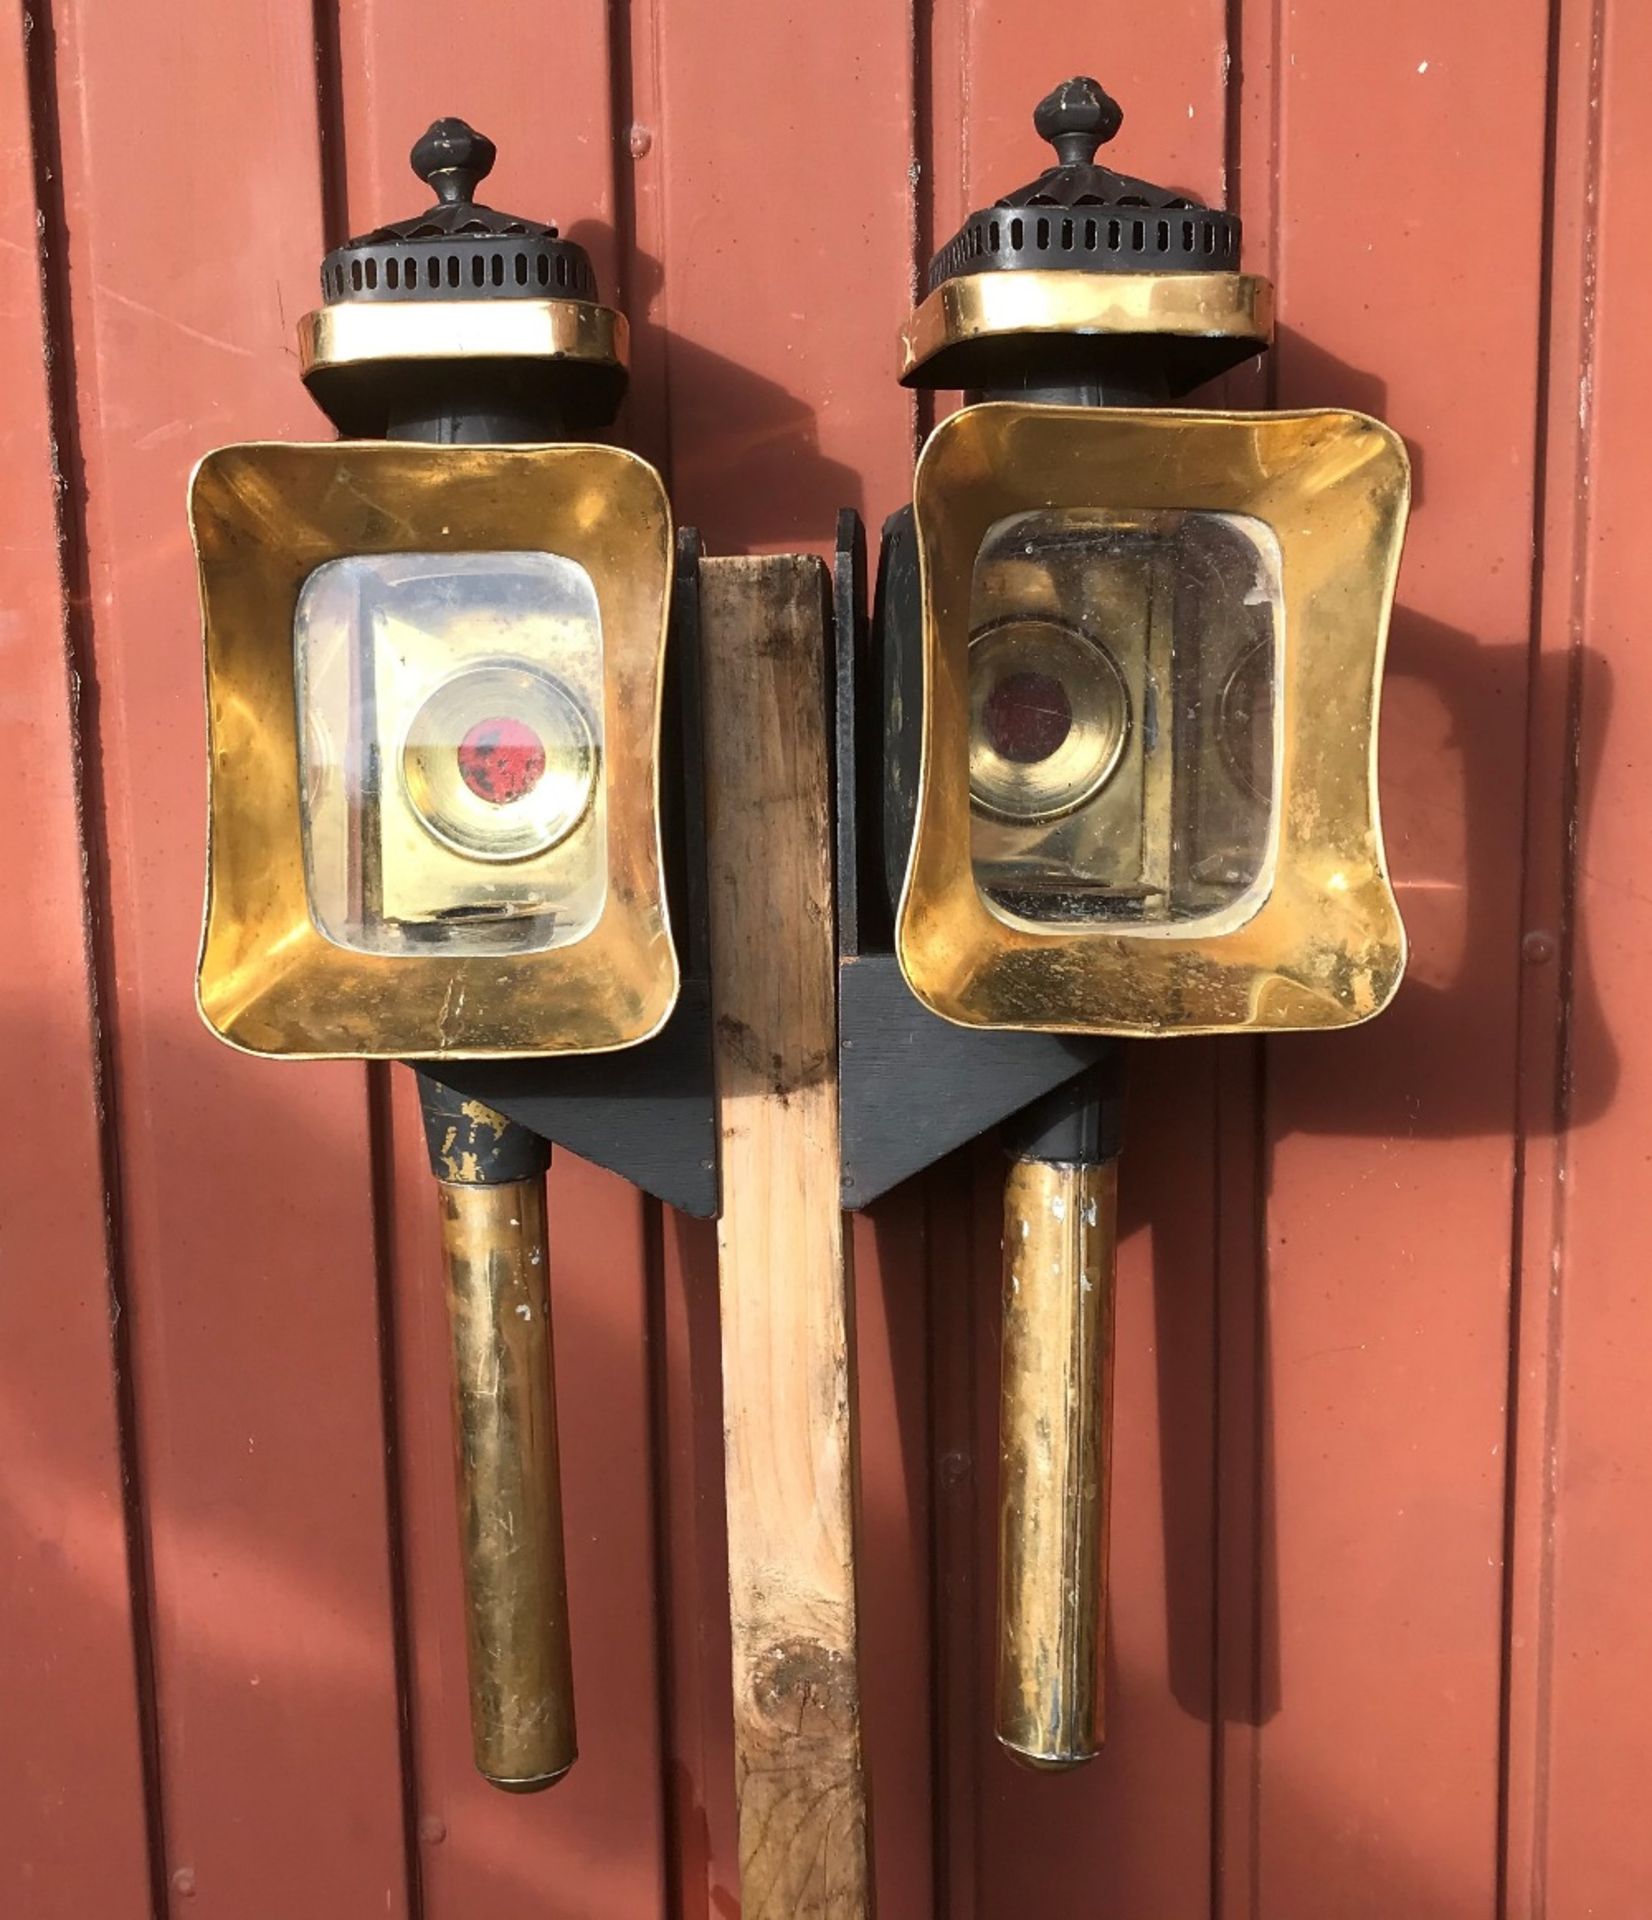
866,77,1409,1769
190,120,681,1790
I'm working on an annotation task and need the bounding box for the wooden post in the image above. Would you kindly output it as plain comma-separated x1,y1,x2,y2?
700,555,872,1919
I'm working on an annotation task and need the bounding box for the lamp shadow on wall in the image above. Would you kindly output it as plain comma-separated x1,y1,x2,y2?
1147,328,1619,1743
567,224,869,552
1266,325,1618,1142
1150,330,1618,1742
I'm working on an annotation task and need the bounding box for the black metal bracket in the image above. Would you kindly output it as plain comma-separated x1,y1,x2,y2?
833,509,1109,1210
418,529,720,1218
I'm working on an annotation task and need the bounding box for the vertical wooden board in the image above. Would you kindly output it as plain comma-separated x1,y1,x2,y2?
703,555,870,1918
330,6,670,1910
1245,0,1551,1910
639,5,929,1913
46,0,411,1909
0,8,154,1913
1531,0,1652,1905
924,9,1233,1915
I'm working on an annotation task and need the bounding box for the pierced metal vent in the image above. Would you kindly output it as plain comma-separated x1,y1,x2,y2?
320,117,600,307
926,77,1242,293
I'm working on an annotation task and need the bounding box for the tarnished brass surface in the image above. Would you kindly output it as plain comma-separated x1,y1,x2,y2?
900,268,1273,384
896,403,1410,1036
191,440,678,1058
440,1177,576,1790
298,296,628,378
997,1156,1118,1769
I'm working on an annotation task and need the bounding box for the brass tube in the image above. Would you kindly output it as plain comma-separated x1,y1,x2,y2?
996,1155,1119,1768
438,1176,576,1790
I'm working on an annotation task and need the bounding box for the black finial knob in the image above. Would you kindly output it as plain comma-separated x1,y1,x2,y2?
1033,77,1123,169
410,117,497,207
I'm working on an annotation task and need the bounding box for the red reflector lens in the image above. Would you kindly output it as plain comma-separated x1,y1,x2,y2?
457,716,548,805
981,670,1073,764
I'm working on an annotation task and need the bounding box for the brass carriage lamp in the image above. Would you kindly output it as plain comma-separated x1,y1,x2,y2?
190,121,677,1790
894,78,1409,1766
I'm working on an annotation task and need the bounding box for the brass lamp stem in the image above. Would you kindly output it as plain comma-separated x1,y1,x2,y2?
997,1154,1118,1767
995,1058,1122,1769
420,1078,576,1791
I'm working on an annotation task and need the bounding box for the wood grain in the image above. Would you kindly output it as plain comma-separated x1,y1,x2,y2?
640,2,929,1908
701,556,871,1919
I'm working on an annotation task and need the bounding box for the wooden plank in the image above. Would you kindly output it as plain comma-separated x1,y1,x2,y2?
922,11,1234,1915
701,556,870,1918
1236,0,1554,1910
43,0,413,1908
1508,0,1652,1907
329,8,674,1913
636,4,928,1911
0,6,155,1912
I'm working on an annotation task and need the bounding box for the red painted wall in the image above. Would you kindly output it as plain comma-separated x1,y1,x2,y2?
2,0,1645,1914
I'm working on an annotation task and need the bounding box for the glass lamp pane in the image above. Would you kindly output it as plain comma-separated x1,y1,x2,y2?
968,508,1283,931
295,551,607,956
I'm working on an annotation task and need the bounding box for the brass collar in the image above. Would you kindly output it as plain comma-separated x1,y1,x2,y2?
900,269,1273,391
298,296,628,380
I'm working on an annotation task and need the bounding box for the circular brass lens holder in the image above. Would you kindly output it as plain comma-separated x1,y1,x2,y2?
969,618,1130,823
402,659,598,862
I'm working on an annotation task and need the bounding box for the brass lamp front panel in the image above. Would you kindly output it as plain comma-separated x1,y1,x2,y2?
897,403,1410,1037
192,441,678,1060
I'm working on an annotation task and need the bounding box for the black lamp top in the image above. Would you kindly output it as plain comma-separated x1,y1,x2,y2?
319,118,601,305
926,78,1242,292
